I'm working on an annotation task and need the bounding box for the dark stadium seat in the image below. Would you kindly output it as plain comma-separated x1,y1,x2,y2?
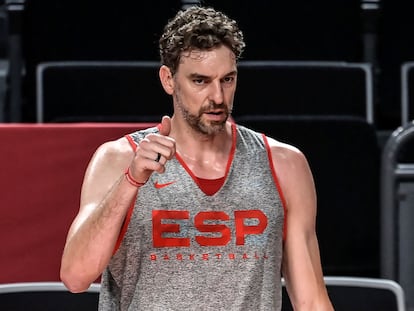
36,61,172,123
234,61,374,123
381,122,414,310
0,282,100,311
282,277,406,311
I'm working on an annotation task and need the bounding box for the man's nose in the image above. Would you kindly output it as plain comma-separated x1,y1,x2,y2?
208,80,224,104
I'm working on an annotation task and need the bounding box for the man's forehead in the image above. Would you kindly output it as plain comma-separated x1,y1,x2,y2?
179,47,236,64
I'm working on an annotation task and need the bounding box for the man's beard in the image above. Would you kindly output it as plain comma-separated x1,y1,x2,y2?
174,93,232,136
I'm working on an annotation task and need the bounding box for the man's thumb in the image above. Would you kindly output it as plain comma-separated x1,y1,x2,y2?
159,115,171,136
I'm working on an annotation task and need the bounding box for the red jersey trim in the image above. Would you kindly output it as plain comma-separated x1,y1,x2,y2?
195,176,226,196
125,134,138,152
175,123,237,196
113,200,136,254
113,134,139,254
262,133,288,241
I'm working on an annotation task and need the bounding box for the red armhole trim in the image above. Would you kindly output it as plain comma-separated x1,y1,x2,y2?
226,123,237,173
113,134,139,254
125,134,138,151
262,134,288,241
113,199,136,254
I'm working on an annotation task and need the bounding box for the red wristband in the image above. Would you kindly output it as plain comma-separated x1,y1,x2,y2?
124,167,146,187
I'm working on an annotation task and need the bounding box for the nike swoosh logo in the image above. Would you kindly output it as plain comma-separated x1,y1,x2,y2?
154,181,176,189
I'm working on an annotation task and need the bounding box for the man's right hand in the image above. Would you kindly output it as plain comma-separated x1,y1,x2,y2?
128,115,176,184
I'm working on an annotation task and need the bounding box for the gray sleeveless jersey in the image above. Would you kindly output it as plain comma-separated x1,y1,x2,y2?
99,124,285,311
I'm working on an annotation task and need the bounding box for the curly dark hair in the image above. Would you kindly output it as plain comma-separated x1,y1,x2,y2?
159,6,245,75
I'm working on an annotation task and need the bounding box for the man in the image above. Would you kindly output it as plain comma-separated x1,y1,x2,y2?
61,6,334,310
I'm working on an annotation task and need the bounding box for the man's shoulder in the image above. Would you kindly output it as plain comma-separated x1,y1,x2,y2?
265,135,309,172
95,136,135,162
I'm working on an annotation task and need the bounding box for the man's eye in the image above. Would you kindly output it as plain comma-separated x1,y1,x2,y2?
223,77,234,83
194,79,205,85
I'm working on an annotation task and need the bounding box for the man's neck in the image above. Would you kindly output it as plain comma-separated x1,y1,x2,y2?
171,121,234,179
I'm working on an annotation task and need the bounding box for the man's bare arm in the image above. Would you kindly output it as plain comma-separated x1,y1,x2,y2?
269,138,334,310
60,116,176,293
60,138,138,292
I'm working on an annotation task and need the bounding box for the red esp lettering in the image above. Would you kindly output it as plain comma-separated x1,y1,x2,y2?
152,210,268,248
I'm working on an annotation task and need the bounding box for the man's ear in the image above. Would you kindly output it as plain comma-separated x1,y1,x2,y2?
159,65,174,95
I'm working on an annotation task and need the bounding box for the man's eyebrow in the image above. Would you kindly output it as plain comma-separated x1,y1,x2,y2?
224,70,238,77
189,73,210,80
188,71,238,79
